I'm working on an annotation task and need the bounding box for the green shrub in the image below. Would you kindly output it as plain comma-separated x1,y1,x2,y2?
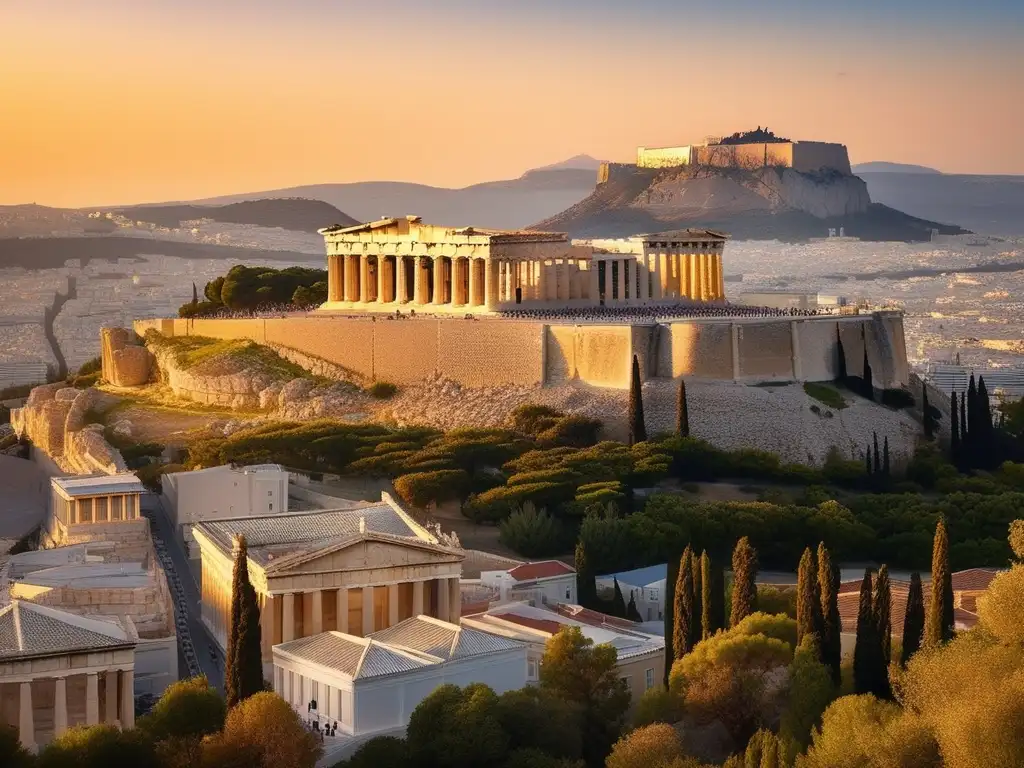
631,685,681,728
76,357,103,376
347,451,416,476
803,382,847,410
393,469,470,508
499,503,566,557
464,482,571,523
368,381,398,400
880,388,916,409
536,415,602,448
510,404,563,435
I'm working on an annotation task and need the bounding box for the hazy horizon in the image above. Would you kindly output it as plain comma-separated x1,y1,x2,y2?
4,0,1023,208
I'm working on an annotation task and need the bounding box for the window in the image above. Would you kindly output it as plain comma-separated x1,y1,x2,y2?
269,503,273,511
528,660,538,680
565,588,571,599
268,491,273,496
645,668,655,690
649,588,658,601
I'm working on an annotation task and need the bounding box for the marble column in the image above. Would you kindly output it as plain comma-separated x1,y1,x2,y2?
362,586,374,635
345,255,360,302
413,580,425,616
431,257,444,305
328,255,342,303
54,676,68,739
437,578,450,621
415,258,429,305
18,682,34,752
388,584,400,627
261,595,274,655
359,255,371,303
282,592,295,643
336,588,349,633
120,669,134,729
451,258,464,306
86,673,99,726
689,255,698,300
717,253,726,298
105,670,118,724
448,578,461,624
484,259,497,310
376,256,386,304
638,257,650,302
467,258,478,306
589,262,599,303
311,590,323,635
396,257,409,303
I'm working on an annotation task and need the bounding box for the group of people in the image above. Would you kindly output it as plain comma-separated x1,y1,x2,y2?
498,302,837,323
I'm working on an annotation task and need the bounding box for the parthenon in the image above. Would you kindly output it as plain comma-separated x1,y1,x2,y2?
318,216,727,313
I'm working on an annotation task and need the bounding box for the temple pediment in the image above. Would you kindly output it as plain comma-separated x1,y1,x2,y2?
264,534,462,577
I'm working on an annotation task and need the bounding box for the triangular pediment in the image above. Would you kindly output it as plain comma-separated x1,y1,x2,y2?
265,533,462,576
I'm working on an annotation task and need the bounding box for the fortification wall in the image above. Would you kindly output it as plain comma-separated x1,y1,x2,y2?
545,326,634,388
632,141,851,175
738,322,795,381
655,322,735,379
791,141,853,175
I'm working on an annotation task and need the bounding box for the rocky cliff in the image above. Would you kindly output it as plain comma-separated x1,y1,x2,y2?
535,163,968,242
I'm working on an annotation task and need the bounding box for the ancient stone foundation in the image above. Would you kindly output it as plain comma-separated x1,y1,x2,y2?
100,327,154,387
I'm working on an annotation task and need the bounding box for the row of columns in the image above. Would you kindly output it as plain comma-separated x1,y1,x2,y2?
327,254,498,310
596,252,725,303
15,669,134,752
63,493,139,525
495,258,592,304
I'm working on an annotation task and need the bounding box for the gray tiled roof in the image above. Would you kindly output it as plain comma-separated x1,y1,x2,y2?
0,602,132,661
370,616,523,661
275,632,430,679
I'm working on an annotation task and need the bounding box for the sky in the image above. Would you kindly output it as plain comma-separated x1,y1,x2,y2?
2,0,1023,207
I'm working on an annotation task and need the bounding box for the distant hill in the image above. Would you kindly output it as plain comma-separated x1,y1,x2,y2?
532,154,604,172
110,198,358,234
858,172,1024,236
534,164,968,242
191,167,598,230
852,162,942,175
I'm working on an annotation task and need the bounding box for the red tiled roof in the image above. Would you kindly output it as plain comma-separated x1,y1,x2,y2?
553,603,641,631
508,560,575,582
951,568,999,592
496,613,562,635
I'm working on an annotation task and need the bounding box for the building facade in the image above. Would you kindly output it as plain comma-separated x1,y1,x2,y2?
192,494,465,674
479,560,577,606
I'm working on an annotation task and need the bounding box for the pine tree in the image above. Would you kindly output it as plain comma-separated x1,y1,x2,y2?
574,542,597,610
872,432,881,474
922,382,934,439
730,537,758,627
900,572,925,667
673,546,696,657
925,519,954,646
225,536,264,708
950,390,960,463
628,354,647,445
626,591,643,622
817,543,842,684
796,547,823,650
882,437,891,478
853,568,876,695
612,577,627,618
663,556,678,685
835,324,847,382
691,550,703,642
862,346,874,401
677,378,690,437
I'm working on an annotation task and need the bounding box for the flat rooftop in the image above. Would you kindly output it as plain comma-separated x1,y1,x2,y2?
52,473,144,497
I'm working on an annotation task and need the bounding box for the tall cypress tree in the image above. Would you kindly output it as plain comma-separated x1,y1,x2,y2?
977,376,992,467
865,446,872,476
922,382,934,439
950,391,960,463
628,354,647,445
835,324,847,382
700,551,713,640
901,572,925,667
673,546,696,657
873,432,881,474
626,590,643,622
925,519,954,646
796,547,823,650
873,565,893,699
818,543,842,684
882,436,891,479
691,550,703,643
959,390,968,452
966,374,978,460
191,282,199,306
225,536,264,708
730,537,758,627
853,568,876,695
611,577,627,618
574,541,597,610
677,378,690,437
862,347,874,401
663,556,678,685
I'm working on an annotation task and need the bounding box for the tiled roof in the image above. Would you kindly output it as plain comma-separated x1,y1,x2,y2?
52,473,144,498
508,560,575,582
553,603,643,631
838,584,982,635
370,616,522,661
275,632,429,679
951,568,999,592
0,601,132,661
494,613,564,635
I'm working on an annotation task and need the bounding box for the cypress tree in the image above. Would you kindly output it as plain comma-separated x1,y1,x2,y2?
873,565,893,699
691,549,703,642
730,537,758,627
700,551,713,640
835,324,847,382
959,390,968,452
882,436,891,479
950,391,960,463
574,541,597,610
853,568,876,695
966,374,977,460
925,519,954,646
191,282,199,306
900,572,925,666
865,446,872,476
626,590,643,622
862,347,874,401
873,432,881,474
673,546,696,657
796,547,823,650
677,377,690,437
225,536,264,708
818,543,842,684
978,376,992,466
663,556,678,685
612,577,627,618
922,381,934,439
628,354,647,445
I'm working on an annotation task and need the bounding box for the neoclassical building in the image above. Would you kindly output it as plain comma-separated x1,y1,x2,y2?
317,216,728,313
192,493,465,673
0,601,136,752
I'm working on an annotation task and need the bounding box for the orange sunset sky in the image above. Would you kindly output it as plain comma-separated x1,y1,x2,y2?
3,1,1023,207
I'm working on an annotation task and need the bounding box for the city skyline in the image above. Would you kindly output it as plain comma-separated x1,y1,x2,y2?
3,0,1024,207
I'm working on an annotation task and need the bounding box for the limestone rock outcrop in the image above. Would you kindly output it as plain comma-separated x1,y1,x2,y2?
101,327,154,387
